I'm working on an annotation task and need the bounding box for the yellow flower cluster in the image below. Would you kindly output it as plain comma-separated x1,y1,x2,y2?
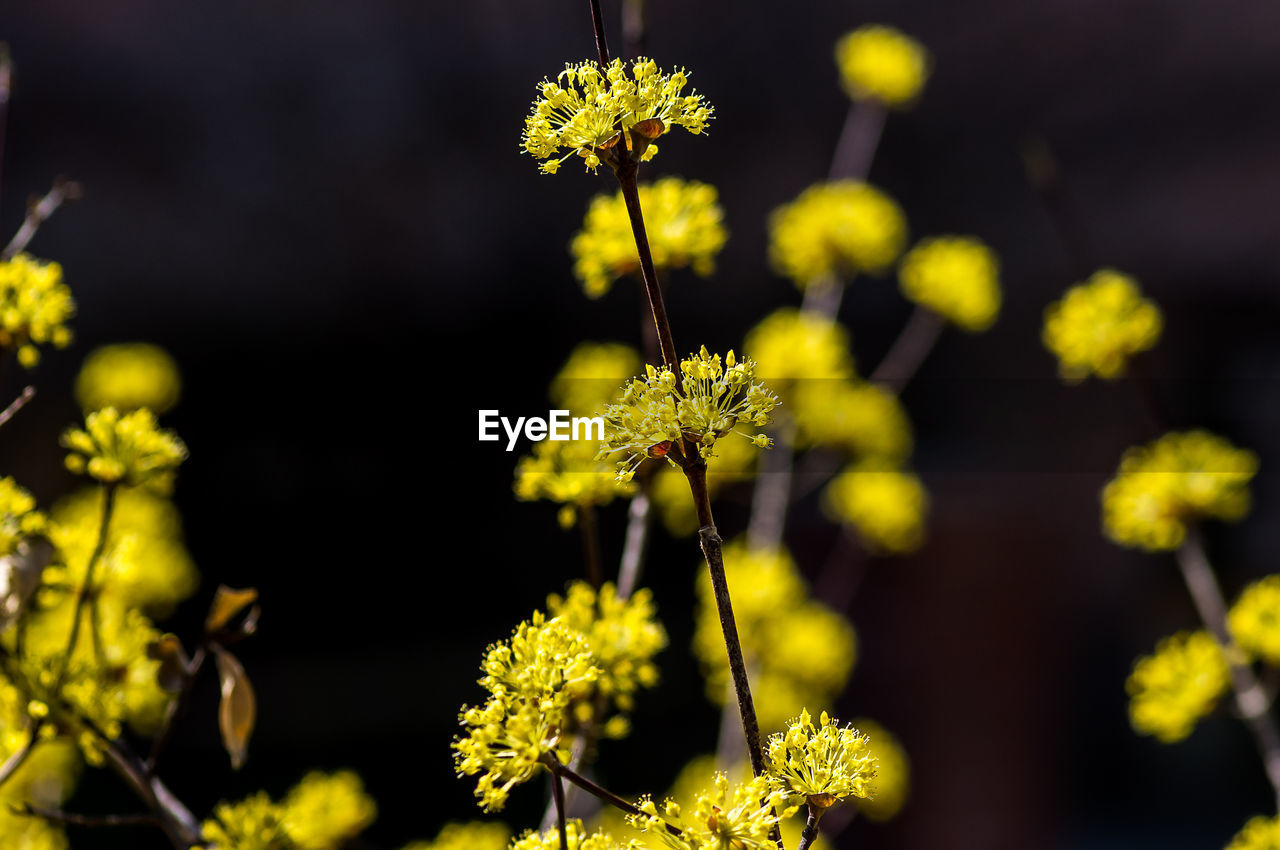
512,820,626,850
571,178,727,298
693,540,855,731
0,253,74,368
514,438,634,525
1226,815,1280,850
1042,269,1162,382
1229,575,1280,667
61,407,188,492
49,486,198,616
766,709,876,807
793,381,912,462
203,791,285,850
278,771,379,850
1101,430,1258,551
522,58,713,174
598,348,779,482
630,772,795,850
401,821,511,850
453,613,601,811
551,342,644,419
546,580,667,736
744,309,855,386
834,25,930,108
897,236,1001,332
769,181,907,287
849,718,910,822
824,463,928,554
0,476,48,557
74,342,181,414
0,678,79,850
1126,630,1229,743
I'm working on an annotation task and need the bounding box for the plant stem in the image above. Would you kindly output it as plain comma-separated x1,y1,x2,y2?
579,504,603,588
553,760,682,836
0,385,33,429
797,808,822,850
55,484,116,690
147,644,208,773
614,166,680,374
17,804,160,829
551,763,569,850
616,489,651,599
869,306,945,394
830,100,885,181
0,721,38,790
2,178,82,261
746,415,795,550
1175,529,1280,811
586,0,611,67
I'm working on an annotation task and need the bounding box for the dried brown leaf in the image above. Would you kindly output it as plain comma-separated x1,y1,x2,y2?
214,645,255,770
205,585,259,634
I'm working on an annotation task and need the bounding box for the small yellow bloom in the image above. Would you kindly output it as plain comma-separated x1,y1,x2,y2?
550,342,643,417
512,819,626,850
61,407,187,492
522,58,713,175
824,463,928,554
1101,430,1257,551
572,178,727,298
75,342,181,414
767,709,877,806
1126,630,1229,743
1043,269,1162,381
280,770,378,850
744,308,854,386
514,438,633,515
898,236,1001,332
792,380,912,462
1229,575,1280,667
630,772,795,850
769,181,907,287
1226,814,1280,850
0,253,75,369
0,477,48,557
835,25,931,108
203,791,287,850
400,822,511,850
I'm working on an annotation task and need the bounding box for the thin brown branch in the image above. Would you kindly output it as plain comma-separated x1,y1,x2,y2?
553,760,682,836
146,643,208,774
830,100,885,182
0,44,11,207
2,178,82,262
587,0,612,67
616,490,651,599
869,306,945,394
615,167,680,374
15,803,161,829
1175,530,1280,810
746,416,795,550
797,808,823,850
0,721,37,790
0,385,34,429
579,504,603,588
551,762,569,850
54,483,116,690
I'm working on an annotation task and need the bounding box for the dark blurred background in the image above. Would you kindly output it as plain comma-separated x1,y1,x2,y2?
0,0,1278,847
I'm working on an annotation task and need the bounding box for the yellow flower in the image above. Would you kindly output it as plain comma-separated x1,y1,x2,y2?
792,380,912,462
74,342,181,414
824,463,928,554
1101,430,1257,552
1042,269,1163,381
512,820,627,850
203,791,288,850
546,581,666,723
550,342,643,418
280,770,377,850
1229,575,1280,667
522,58,713,175
0,253,74,368
572,178,727,298
0,476,48,557
514,438,634,518
453,613,600,811
898,236,1001,332
769,181,907,287
400,822,511,850
834,25,930,108
1126,630,1229,743
849,718,910,822
1226,815,1280,850
766,709,876,807
598,348,779,481
61,407,187,492
744,309,854,386
630,772,795,850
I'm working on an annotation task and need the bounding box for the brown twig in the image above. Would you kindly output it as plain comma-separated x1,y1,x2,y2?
0,385,34,429
146,643,209,774
614,167,680,373
2,178,82,261
552,759,682,836
616,489,651,599
869,306,945,394
579,504,603,588
586,0,612,67
15,803,161,830
0,45,11,207
796,807,823,850
551,761,570,850
0,721,38,790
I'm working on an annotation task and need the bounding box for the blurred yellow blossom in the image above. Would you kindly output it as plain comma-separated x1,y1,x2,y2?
744,309,855,386
1101,430,1257,551
1043,269,1162,382
898,236,1001,332
0,253,74,369
850,718,910,821
630,772,795,850
203,791,287,850
571,178,727,298
546,580,667,728
1126,630,1229,743
824,463,928,554
1226,815,1280,850
834,25,930,108
598,348,778,482
0,476,48,557
792,380,912,462
769,181,907,287
61,407,187,492
767,709,876,807
281,770,378,850
551,342,643,418
522,58,713,174
74,342,181,414
401,822,511,850
513,820,626,850
1229,575,1280,667
514,438,633,524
